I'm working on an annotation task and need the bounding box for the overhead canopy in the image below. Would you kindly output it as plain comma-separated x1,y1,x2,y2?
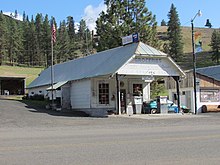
46,81,68,90
28,42,185,89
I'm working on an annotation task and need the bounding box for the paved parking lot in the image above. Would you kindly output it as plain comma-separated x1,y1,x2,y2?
1,99,220,165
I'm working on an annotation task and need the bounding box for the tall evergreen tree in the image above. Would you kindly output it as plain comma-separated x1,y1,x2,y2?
210,30,220,64
67,16,75,41
56,20,69,63
22,15,30,65
0,12,8,65
78,19,91,56
35,13,44,66
16,20,24,65
67,16,77,59
28,16,38,66
161,19,166,26
42,15,51,67
96,0,159,52
7,18,23,65
22,11,26,22
167,3,183,62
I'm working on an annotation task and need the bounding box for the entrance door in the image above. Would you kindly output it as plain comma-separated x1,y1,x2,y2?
120,89,126,114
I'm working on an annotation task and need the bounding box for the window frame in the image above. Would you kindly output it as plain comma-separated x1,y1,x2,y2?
98,82,110,105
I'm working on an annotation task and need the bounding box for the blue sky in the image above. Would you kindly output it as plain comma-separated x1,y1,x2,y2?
1,0,219,30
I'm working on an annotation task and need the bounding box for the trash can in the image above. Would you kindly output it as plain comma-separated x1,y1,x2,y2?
133,96,143,114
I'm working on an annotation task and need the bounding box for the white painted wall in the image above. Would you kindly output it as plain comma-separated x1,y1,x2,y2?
28,85,49,98
168,87,194,112
118,57,180,76
70,79,91,109
90,77,151,111
168,87,212,113
91,78,116,109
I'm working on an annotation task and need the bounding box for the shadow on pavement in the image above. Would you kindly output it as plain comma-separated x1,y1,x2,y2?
20,99,90,117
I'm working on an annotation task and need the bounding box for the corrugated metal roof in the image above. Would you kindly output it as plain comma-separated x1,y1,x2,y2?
28,43,137,88
196,65,220,81
28,42,184,89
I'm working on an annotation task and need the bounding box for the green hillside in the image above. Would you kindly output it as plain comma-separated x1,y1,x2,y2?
157,26,214,53
157,26,216,69
0,26,216,86
0,65,43,87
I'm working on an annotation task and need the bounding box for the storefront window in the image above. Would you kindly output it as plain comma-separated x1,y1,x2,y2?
200,89,220,102
133,84,143,96
99,83,109,104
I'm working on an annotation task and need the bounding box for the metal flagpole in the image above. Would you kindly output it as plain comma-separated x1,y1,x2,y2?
51,22,56,110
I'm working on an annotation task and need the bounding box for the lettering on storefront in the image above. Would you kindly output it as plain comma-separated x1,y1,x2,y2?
131,58,162,64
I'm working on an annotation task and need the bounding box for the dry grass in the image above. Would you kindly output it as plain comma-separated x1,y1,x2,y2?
157,26,217,69
0,65,43,86
157,26,215,53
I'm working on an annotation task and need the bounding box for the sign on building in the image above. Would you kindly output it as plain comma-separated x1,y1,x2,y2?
122,33,139,45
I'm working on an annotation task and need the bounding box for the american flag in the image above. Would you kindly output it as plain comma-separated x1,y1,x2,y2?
52,23,56,43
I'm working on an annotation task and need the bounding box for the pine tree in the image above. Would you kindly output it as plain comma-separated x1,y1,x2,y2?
14,10,18,19
161,19,166,26
42,15,51,67
7,18,23,65
35,13,44,66
16,20,24,65
67,16,77,59
0,12,8,65
56,20,70,63
22,11,26,22
22,16,30,66
78,19,91,56
28,16,38,66
67,16,75,41
210,30,220,64
167,3,183,62
96,0,159,51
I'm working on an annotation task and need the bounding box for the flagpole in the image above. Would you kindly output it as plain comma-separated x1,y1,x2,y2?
51,38,54,109
51,22,55,110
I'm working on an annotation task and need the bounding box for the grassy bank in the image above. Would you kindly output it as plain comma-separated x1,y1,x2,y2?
0,65,43,87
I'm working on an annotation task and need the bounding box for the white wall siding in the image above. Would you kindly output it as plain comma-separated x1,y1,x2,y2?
91,78,116,109
70,79,91,109
28,85,49,98
118,57,179,76
168,87,195,113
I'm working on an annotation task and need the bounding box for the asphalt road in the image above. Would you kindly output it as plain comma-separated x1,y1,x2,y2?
1,99,220,165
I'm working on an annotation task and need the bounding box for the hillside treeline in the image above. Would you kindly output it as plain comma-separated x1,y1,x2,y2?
0,11,93,67
0,1,163,68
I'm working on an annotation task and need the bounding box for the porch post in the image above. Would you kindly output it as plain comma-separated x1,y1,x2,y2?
173,76,181,113
116,73,121,115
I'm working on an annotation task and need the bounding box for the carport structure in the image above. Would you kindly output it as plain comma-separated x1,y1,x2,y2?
0,76,25,95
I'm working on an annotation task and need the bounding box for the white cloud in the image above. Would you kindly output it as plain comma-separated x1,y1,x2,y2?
3,11,23,21
83,2,107,32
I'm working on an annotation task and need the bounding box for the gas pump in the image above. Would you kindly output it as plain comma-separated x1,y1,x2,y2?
157,96,168,114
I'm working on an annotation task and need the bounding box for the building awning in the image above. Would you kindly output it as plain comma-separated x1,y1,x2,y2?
47,81,68,90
